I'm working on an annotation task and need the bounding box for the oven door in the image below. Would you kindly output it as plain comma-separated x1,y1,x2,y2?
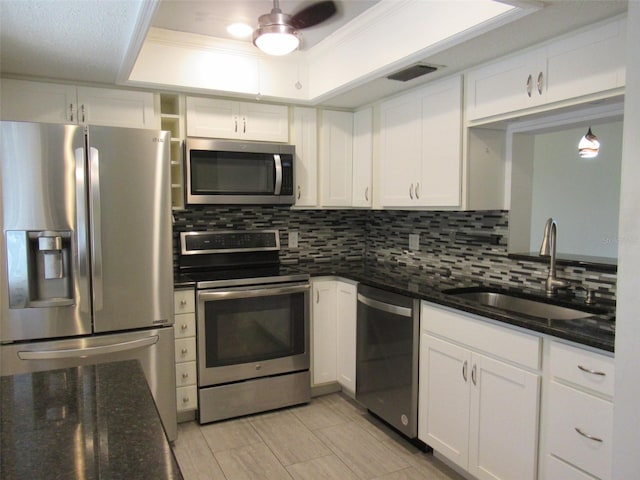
196,282,310,387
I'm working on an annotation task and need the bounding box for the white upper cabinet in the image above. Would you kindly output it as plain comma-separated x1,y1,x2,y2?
186,96,288,142
0,79,156,128
379,75,462,208
320,110,354,207
76,86,156,128
352,108,373,207
466,16,626,123
292,106,318,207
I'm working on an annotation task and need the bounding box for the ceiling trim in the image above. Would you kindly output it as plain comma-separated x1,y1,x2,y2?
117,0,163,84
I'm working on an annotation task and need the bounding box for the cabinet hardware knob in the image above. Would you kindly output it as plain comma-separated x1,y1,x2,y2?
462,360,468,382
577,365,606,376
181,324,188,330
182,372,189,378
181,348,188,355
180,299,187,306
183,396,190,403
471,364,477,386
575,427,603,443
526,74,533,97
409,184,414,200
537,72,544,95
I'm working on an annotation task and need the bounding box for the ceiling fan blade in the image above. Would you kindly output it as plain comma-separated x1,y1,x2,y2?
290,1,337,30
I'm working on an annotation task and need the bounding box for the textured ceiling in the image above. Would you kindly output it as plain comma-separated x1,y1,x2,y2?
0,0,144,83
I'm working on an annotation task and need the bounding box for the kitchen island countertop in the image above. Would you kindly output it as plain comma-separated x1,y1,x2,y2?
0,360,183,480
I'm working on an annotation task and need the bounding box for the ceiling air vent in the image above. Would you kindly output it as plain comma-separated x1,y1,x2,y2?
386,64,438,82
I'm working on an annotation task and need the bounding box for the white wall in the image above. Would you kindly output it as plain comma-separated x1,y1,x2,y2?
529,121,622,259
612,1,640,478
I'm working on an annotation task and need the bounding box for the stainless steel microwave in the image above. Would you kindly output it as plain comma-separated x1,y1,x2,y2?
185,138,295,205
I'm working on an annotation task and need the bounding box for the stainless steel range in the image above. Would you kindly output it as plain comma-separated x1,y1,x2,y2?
178,230,310,424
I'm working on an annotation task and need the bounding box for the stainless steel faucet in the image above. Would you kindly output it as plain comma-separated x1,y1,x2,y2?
539,218,569,296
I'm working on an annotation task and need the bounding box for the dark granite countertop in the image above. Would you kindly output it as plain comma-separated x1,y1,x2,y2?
174,261,615,353
1,360,183,480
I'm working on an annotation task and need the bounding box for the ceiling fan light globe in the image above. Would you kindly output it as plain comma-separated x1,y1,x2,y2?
253,25,299,56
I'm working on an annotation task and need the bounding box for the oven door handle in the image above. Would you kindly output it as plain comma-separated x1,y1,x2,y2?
198,283,310,301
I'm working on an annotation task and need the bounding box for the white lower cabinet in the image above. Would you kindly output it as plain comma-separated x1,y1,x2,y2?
174,288,197,418
311,278,357,391
419,302,541,480
542,341,614,480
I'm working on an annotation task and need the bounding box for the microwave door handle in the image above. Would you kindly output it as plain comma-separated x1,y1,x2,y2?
274,154,283,195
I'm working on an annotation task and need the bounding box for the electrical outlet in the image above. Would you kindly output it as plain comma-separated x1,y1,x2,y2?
409,233,420,251
288,231,299,249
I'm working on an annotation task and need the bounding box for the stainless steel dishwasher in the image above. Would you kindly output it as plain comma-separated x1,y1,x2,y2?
356,284,420,439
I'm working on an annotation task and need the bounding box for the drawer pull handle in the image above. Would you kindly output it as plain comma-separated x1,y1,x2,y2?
578,365,606,376
462,360,468,382
575,427,603,443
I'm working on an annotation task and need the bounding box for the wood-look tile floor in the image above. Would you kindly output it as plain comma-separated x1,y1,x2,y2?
172,393,465,480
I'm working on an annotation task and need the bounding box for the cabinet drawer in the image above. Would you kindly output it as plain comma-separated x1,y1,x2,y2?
547,381,613,480
175,337,196,363
175,361,197,387
174,313,196,339
174,289,195,314
421,302,541,370
550,341,614,396
546,454,598,480
176,385,198,412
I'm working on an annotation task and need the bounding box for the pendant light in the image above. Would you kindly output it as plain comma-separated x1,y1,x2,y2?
578,127,600,158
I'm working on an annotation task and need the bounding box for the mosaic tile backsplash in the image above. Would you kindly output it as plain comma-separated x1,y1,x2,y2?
172,207,617,302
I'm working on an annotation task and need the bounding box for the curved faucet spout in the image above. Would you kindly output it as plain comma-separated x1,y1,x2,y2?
539,218,568,296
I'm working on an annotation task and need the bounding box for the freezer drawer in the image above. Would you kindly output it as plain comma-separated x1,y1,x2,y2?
0,327,177,441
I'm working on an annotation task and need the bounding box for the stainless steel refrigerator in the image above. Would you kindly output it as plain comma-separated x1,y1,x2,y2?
0,121,177,441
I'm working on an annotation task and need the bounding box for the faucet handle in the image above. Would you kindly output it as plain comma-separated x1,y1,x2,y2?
573,285,596,305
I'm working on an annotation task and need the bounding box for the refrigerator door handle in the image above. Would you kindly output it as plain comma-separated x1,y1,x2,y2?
89,146,103,312
17,335,159,360
75,147,91,315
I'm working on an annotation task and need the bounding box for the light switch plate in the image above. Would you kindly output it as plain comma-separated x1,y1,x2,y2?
288,231,299,249
409,233,420,251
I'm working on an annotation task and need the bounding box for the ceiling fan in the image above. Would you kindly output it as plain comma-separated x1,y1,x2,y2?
253,0,338,56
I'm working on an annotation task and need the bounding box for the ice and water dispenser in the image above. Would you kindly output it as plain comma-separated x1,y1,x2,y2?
6,230,74,308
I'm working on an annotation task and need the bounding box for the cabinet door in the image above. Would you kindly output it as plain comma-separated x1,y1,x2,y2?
379,92,421,207
469,353,540,480
336,281,357,392
311,280,337,385
76,87,156,128
240,102,289,142
0,79,76,123
292,107,318,207
320,110,353,207
418,76,462,207
465,48,545,121
186,97,237,138
352,108,373,207
419,334,471,470
545,17,626,105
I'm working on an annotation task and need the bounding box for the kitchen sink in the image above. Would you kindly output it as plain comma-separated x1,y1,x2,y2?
444,288,603,321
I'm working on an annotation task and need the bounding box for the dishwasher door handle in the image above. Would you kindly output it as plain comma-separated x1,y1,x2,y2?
357,293,412,317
